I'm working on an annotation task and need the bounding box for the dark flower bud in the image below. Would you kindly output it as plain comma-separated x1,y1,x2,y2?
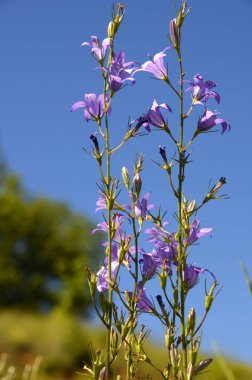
90,134,100,154
159,145,167,162
156,294,165,310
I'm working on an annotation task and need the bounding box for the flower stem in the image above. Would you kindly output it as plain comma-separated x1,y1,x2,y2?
104,91,113,380
177,51,188,377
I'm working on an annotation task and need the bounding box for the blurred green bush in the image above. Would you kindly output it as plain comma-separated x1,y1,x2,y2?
0,166,101,315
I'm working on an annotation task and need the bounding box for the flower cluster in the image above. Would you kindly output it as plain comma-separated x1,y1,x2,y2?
72,2,229,378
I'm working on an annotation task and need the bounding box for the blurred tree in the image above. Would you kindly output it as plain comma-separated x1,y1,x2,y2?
0,162,101,315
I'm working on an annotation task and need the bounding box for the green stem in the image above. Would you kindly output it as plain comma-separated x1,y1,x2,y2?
126,209,140,380
177,51,188,376
104,91,113,379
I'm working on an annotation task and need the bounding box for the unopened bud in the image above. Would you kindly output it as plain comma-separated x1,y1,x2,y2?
85,267,97,298
187,362,194,380
205,294,214,312
165,330,174,349
189,349,197,366
173,286,178,308
122,166,130,189
170,18,180,48
107,21,116,38
195,358,213,374
187,199,196,213
98,367,107,380
159,273,167,290
133,173,142,198
205,281,218,312
116,376,123,380
185,308,196,336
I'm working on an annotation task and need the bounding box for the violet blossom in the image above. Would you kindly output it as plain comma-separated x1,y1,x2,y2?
183,264,205,289
135,48,170,80
188,220,213,244
95,192,107,212
184,74,220,104
197,109,230,134
140,252,158,279
183,264,216,290
128,282,154,312
71,93,111,122
92,214,126,242
81,36,111,62
104,51,137,91
134,192,155,218
103,243,120,272
97,266,111,292
132,100,172,132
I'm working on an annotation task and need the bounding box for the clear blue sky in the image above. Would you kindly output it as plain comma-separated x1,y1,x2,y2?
1,0,252,363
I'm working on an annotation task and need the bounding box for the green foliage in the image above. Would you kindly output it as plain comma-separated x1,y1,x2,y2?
0,170,101,315
0,310,104,378
0,310,252,380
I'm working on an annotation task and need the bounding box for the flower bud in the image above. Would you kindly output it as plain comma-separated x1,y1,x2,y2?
185,308,196,336
205,294,214,312
188,349,197,366
170,18,180,48
122,166,130,189
107,21,116,38
116,376,123,380
133,173,142,199
98,367,107,380
173,286,178,308
187,199,196,213
165,329,174,350
85,267,97,298
195,358,213,374
159,273,167,290
187,362,194,380
205,281,218,312
109,3,124,38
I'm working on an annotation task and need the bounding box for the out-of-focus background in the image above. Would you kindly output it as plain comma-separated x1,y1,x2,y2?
0,0,252,378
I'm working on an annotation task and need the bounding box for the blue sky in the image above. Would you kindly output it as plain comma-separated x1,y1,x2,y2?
1,0,252,363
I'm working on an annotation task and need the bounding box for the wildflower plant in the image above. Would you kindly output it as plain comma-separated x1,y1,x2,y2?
72,2,229,379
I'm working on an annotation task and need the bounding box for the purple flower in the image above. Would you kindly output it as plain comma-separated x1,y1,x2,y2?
197,109,230,134
92,214,126,243
128,282,154,312
183,264,205,289
184,74,220,104
135,48,170,80
188,220,213,244
140,252,158,279
104,51,138,91
134,192,155,218
103,243,121,271
96,266,111,292
146,222,175,247
81,36,111,62
132,100,172,132
71,93,111,122
183,264,216,290
95,192,107,212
